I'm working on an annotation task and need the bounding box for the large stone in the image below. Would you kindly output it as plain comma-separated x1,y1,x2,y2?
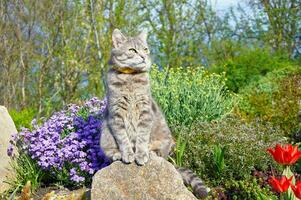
0,106,17,193
91,153,197,200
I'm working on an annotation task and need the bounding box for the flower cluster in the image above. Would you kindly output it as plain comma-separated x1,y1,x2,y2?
267,144,301,199
8,97,110,185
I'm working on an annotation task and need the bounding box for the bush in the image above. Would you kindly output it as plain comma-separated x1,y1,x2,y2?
181,115,287,186
8,97,110,189
151,66,236,128
210,47,292,92
9,108,36,130
223,178,277,200
238,66,301,137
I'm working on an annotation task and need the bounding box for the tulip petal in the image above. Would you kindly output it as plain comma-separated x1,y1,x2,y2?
292,181,301,199
290,151,301,164
267,148,275,155
275,144,285,164
292,145,298,156
269,177,283,192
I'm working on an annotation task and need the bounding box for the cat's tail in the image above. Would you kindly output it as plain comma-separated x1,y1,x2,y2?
177,167,210,199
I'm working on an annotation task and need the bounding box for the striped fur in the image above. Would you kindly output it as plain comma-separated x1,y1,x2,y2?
100,29,209,198
177,167,210,198
100,29,173,166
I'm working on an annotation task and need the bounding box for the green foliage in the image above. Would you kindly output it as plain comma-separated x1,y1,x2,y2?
182,115,287,185
169,133,187,167
5,154,44,197
211,46,292,92
256,192,278,200
224,178,277,200
213,144,225,175
151,66,236,127
9,108,36,130
238,66,301,137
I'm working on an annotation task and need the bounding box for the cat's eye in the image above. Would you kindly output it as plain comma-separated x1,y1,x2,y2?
144,48,149,52
129,48,137,53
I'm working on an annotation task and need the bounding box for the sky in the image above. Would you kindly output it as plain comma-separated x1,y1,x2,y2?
214,0,240,10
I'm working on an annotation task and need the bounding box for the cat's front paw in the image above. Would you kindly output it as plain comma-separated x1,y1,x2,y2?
121,150,135,164
135,151,149,166
112,152,122,161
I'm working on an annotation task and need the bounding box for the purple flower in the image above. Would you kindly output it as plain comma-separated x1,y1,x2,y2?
9,97,110,185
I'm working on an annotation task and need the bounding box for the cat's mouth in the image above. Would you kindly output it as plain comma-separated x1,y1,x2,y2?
133,61,146,68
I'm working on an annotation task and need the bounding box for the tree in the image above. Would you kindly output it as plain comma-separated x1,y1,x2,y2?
249,0,301,54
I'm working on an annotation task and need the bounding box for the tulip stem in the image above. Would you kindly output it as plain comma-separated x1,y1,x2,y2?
283,166,297,200
283,166,295,184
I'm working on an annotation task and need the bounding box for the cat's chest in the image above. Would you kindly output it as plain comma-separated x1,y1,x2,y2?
107,72,152,127
108,71,151,95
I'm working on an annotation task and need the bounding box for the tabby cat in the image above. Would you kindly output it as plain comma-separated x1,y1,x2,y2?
100,29,209,198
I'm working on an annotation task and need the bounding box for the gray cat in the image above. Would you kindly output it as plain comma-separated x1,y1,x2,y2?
100,29,209,198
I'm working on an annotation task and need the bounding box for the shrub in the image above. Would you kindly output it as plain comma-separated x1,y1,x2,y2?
210,47,292,92
181,115,287,186
151,66,236,128
238,66,301,137
223,178,277,200
8,97,110,189
9,108,36,130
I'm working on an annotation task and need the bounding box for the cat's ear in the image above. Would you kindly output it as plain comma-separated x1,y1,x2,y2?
138,30,148,43
112,29,127,48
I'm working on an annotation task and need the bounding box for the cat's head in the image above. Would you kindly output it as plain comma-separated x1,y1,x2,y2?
109,29,151,72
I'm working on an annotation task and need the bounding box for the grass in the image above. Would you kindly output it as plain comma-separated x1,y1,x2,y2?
169,132,187,167
4,153,44,199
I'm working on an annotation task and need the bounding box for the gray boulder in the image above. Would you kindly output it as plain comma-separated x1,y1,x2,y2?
0,106,17,193
91,153,197,200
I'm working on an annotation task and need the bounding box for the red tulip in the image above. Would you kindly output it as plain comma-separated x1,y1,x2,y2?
267,144,301,165
291,181,301,199
269,176,292,193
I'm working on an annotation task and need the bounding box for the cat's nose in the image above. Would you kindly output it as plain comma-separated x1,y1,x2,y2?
140,55,145,61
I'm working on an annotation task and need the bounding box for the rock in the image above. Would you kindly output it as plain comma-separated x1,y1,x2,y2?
91,153,197,200
0,106,17,193
33,186,90,200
